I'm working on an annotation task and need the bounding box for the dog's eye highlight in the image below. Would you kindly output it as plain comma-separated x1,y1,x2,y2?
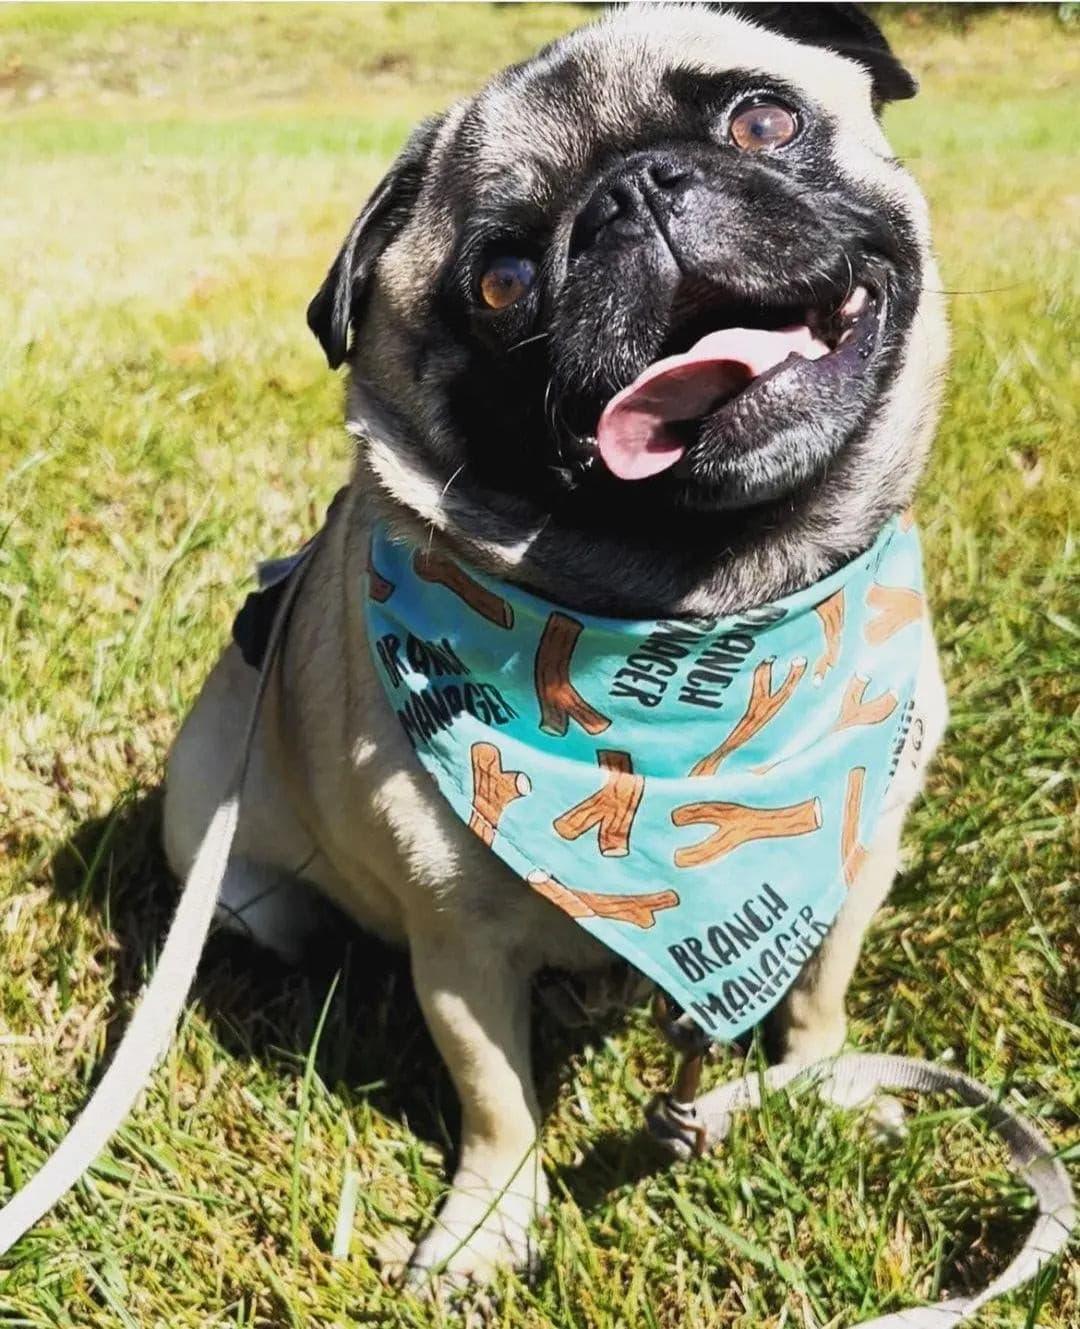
729,101,798,151
478,257,536,310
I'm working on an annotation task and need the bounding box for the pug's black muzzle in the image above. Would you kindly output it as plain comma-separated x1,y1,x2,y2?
548,143,919,512
571,148,702,257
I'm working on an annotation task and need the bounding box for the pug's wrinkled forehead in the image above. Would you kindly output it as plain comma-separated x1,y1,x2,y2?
398,2,922,276
464,7,892,190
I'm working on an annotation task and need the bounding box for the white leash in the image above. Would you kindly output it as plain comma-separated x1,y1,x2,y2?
1,560,1073,1326
0,544,313,1258
0,794,237,1255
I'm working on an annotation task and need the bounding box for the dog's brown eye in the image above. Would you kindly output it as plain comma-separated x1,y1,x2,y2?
730,102,798,151
479,257,536,310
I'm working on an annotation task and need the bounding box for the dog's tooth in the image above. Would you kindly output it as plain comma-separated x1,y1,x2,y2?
841,285,869,319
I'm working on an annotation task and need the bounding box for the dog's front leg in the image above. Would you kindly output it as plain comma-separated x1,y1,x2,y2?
405,926,547,1289
770,809,905,1068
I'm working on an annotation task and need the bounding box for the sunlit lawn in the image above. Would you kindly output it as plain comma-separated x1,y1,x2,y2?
0,5,1076,1326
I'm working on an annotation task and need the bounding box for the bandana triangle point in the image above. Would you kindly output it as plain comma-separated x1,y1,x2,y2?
365,515,924,1042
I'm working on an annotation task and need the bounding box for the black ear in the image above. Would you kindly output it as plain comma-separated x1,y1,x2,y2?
307,115,444,368
720,3,918,106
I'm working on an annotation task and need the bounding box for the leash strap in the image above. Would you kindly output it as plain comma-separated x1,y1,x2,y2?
0,543,315,1258
649,1052,1076,1327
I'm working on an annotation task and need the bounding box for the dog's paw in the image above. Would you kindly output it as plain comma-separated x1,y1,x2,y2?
776,1034,909,1143
864,1091,908,1141
817,1077,909,1142
213,860,326,965
404,1163,548,1293
372,1225,415,1285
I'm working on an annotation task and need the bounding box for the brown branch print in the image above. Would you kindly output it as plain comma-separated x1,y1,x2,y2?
841,766,869,886
526,870,678,929
412,549,514,628
865,584,923,645
553,750,644,857
672,797,822,868
467,742,531,847
367,545,395,603
833,674,899,732
689,656,807,777
534,612,612,737
813,589,844,684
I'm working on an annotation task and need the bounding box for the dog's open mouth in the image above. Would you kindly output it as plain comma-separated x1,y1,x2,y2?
595,284,882,481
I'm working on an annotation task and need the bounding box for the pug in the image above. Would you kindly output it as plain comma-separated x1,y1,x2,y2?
164,1,949,1287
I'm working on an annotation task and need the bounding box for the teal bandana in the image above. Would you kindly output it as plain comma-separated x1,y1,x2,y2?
365,516,925,1042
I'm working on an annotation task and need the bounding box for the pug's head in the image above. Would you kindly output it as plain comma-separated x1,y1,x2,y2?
308,2,948,615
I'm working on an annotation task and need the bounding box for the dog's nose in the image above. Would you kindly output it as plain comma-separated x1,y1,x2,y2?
647,158,693,189
573,152,697,252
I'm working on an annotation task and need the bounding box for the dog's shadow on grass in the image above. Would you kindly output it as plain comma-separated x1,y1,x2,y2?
46,794,1032,1299
48,786,662,1204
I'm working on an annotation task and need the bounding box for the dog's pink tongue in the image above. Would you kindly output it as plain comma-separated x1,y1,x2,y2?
596,325,829,480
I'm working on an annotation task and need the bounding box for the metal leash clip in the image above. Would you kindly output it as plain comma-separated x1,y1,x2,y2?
644,992,715,1159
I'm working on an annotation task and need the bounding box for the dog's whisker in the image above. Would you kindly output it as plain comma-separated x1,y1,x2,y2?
440,462,467,501
920,284,1021,296
543,376,556,420
841,253,856,312
507,332,550,354
543,378,586,475
418,465,468,557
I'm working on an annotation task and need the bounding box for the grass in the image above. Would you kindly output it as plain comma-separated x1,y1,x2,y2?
0,3,1076,1325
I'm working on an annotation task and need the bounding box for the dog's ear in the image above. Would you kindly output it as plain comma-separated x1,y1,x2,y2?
721,3,918,106
307,115,443,369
